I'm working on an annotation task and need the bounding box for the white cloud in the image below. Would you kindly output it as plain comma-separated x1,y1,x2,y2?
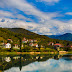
0,18,38,30
0,0,72,35
65,12,72,15
5,59,72,72
36,0,60,5
0,10,14,18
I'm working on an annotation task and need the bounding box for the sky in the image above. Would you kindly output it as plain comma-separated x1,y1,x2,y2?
5,58,72,72
0,0,72,35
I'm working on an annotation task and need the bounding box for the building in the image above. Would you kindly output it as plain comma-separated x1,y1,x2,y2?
48,42,54,46
7,39,13,43
33,40,37,42
54,43,62,51
5,43,11,48
29,43,34,46
65,45,72,49
54,43,62,47
22,37,28,43
29,39,33,43
14,44,19,48
22,40,28,43
33,43,38,48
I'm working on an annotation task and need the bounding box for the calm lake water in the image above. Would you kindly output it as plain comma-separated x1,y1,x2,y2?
0,54,72,72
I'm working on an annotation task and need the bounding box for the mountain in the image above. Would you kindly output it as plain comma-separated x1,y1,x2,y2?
0,28,72,46
46,33,72,41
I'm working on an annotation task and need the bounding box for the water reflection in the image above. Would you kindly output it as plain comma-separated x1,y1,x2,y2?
0,54,72,72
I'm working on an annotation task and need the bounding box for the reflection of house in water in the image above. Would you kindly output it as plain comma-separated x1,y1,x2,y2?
13,56,20,60
2,57,11,62
4,57,11,62
0,54,56,71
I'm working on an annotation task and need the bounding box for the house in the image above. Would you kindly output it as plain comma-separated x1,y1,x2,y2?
48,42,54,46
23,37,26,40
29,39,33,42
14,44,19,48
54,43,63,51
65,45,72,49
22,40,28,43
22,37,28,43
41,45,44,48
29,43,34,46
33,43,38,48
33,40,37,42
54,43,62,47
5,43,11,48
22,44,24,47
7,39,13,43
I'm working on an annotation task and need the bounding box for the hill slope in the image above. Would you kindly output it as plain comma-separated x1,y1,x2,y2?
46,33,72,41
0,28,72,46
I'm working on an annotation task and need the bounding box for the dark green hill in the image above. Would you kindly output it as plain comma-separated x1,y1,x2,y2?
0,28,72,46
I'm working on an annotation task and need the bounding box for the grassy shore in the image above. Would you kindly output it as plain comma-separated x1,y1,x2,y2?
0,52,58,55
0,51,72,55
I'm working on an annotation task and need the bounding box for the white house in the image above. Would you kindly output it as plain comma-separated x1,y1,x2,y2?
5,43,11,48
14,44,19,49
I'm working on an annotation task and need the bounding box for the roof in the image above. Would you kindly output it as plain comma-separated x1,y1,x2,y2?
22,40,27,41
14,44,18,45
33,44,38,46
6,43,11,45
54,43,61,46
7,39,12,40
29,43,33,45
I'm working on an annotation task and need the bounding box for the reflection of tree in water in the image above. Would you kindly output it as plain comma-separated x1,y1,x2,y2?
0,54,67,71
19,54,22,71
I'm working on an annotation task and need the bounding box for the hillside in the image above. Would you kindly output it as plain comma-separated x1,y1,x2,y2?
0,28,72,47
46,33,72,41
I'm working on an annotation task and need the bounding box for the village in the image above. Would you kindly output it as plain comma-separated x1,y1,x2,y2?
0,37,72,52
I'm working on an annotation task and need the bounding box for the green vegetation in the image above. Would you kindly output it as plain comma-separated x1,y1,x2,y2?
0,28,72,52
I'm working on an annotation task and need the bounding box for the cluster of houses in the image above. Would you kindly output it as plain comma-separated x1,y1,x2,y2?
1,37,38,49
48,42,72,50
48,42,63,47
0,37,72,50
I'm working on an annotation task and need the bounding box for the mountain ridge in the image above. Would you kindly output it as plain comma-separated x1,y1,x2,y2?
46,33,72,41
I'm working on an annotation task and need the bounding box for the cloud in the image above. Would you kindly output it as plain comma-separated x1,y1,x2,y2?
5,59,72,72
65,12,72,15
0,18,38,30
0,10,14,18
0,0,72,35
36,0,60,5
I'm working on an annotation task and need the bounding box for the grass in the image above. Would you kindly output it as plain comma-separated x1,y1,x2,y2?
0,51,58,55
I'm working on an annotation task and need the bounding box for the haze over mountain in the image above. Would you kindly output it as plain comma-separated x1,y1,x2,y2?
46,33,72,41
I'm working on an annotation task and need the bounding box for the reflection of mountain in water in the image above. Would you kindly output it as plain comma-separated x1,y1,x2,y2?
0,54,72,72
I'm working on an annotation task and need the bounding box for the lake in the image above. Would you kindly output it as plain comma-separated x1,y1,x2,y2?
0,54,72,72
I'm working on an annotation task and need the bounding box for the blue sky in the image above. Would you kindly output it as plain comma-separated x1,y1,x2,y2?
0,0,72,35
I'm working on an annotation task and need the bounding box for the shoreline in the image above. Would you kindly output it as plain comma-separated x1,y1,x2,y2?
0,51,72,55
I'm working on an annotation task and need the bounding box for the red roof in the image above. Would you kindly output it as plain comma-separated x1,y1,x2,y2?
33,44,38,46
29,43,33,45
7,39,12,40
14,44,18,45
22,40,26,41
54,43,61,46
